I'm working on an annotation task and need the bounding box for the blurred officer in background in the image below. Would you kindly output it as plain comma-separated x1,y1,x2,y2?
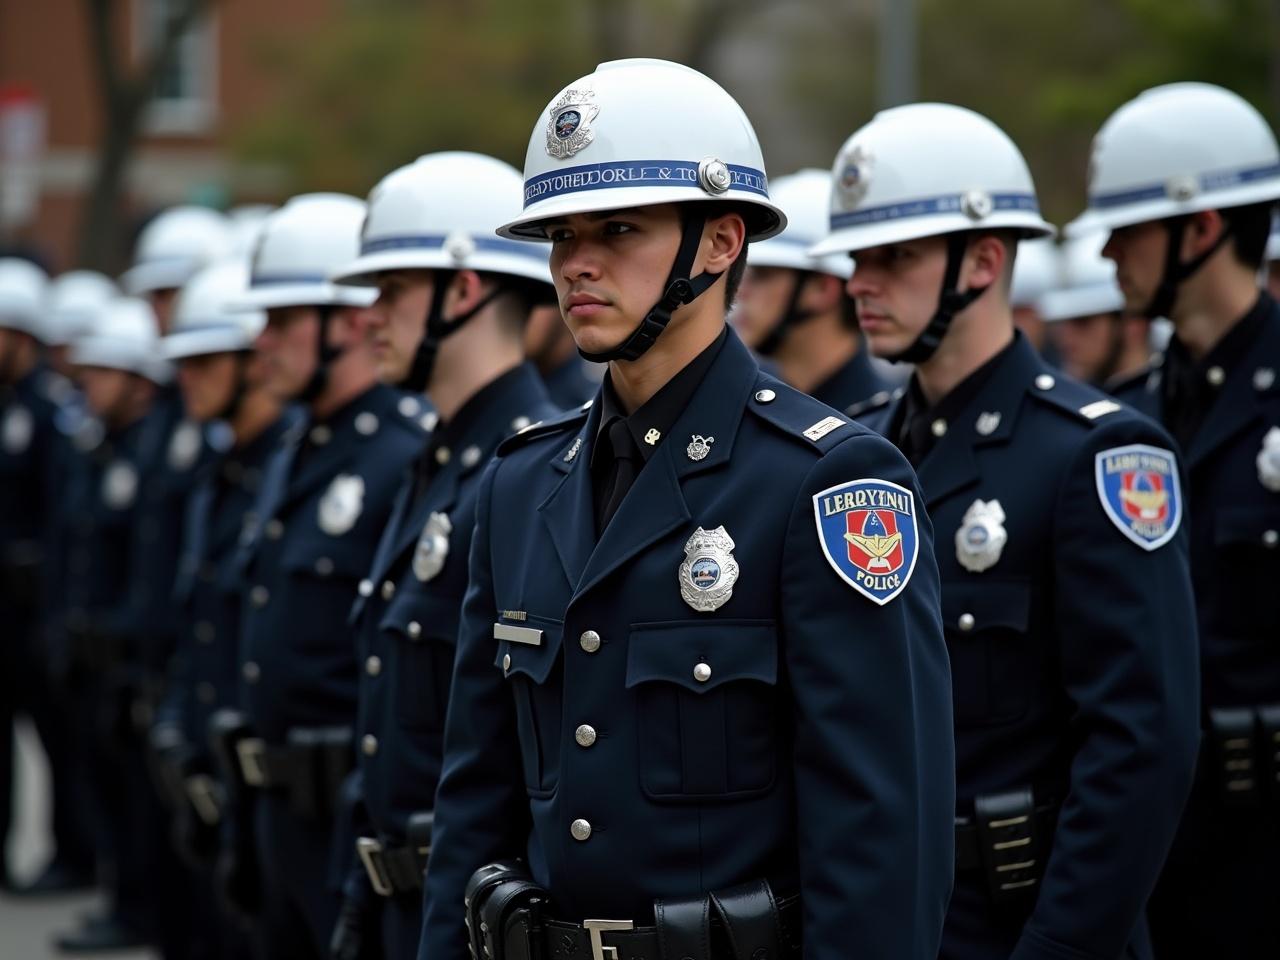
122,206,234,335
817,102,1200,960
523,302,598,408
1007,235,1059,365
1265,212,1279,300
1069,81,1280,958
734,168,888,410
229,193,426,959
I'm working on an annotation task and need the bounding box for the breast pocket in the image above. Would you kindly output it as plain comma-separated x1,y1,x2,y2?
382,593,459,732
1214,507,1280,637
494,615,564,798
943,581,1033,727
278,538,370,648
625,620,779,801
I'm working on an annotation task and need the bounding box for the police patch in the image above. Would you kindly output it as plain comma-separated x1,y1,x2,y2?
1094,444,1182,551
813,478,919,606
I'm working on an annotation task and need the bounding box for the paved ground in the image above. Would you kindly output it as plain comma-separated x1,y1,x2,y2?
2,719,156,959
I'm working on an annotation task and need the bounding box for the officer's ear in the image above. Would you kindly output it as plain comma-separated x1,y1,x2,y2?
963,233,1010,294
700,211,747,277
443,269,489,319
1182,209,1227,261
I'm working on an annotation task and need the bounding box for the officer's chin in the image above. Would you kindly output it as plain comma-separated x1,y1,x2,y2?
568,316,634,359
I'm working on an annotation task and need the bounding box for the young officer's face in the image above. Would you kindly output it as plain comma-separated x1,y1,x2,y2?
369,270,432,385
545,204,684,357
1102,221,1166,313
255,306,320,400
733,265,797,350
844,236,950,359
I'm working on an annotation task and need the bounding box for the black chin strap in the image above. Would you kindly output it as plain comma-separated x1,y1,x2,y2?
296,306,338,404
755,270,818,358
1143,216,1234,320
888,232,991,365
578,211,723,364
400,271,506,393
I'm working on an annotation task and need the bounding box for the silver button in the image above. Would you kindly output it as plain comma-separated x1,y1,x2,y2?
354,412,379,436
358,579,374,598
265,519,284,540
1263,529,1279,548
1035,374,1056,391
1207,366,1225,386
511,416,532,431
242,661,260,684
381,580,396,601
194,621,215,645
398,396,419,418
196,682,216,705
315,557,334,576
435,446,451,465
579,630,601,653
693,662,712,683
407,621,422,639
361,734,378,757
958,613,976,632
366,655,382,677
931,418,947,438
310,425,332,445
570,819,592,841
249,585,269,608
420,412,439,432
502,653,512,672
460,446,482,469
754,389,776,404
575,725,597,748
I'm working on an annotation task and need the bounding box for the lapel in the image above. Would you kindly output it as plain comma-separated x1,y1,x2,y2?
538,401,601,593
915,336,1035,509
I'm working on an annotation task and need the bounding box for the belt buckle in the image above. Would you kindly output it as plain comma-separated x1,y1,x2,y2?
356,837,394,897
184,773,222,825
236,738,266,788
582,919,632,960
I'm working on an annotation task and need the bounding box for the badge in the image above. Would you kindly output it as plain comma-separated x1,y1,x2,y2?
686,435,714,462
545,89,599,160
1095,444,1182,551
1256,368,1276,392
2,404,33,454
1258,427,1280,492
317,474,365,536
678,526,739,613
812,479,919,606
168,420,202,471
102,460,139,510
836,144,873,208
975,412,1001,436
955,499,1007,573
413,511,452,583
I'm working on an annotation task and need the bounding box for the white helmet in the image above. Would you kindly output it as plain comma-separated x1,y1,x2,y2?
332,152,551,287
164,260,266,360
236,193,377,310
226,204,277,258
47,271,118,346
1039,233,1125,322
748,169,852,279
1010,236,1057,310
0,258,50,339
499,58,785,242
1066,83,1280,239
121,206,234,295
811,103,1054,257
71,297,169,382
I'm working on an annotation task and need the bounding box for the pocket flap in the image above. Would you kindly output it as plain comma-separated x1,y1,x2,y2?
941,580,1031,633
1214,507,1280,547
493,615,564,685
625,620,778,694
279,537,370,579
380,592,461,645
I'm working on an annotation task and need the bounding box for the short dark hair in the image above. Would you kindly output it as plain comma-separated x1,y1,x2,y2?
1221,201,1274,270
724,242,749,308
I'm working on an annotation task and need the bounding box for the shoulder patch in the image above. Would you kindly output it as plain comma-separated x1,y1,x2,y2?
812,478,919,606
803,416,847,441
1094,443,1182,551
495,405,589,457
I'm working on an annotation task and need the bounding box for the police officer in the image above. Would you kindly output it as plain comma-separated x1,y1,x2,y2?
232,193,426,959
813,103,1200,960
1007,236,1058,364
1039,233,1151,388
1266,211,1279,300
1066,82,1280,957
46,271,118,379
322,152,560,960
122,205,234,335
733,169,888,410
419,58,954,960
150,258,289,958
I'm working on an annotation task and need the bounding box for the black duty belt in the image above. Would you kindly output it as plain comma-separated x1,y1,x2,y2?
357,836,428,896
234,727,353,820
954,788,1058,907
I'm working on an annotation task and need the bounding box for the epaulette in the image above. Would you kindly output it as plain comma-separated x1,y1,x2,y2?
746,375,867,454
1027,370,1130,427
496,400,591,457
845,388,901,421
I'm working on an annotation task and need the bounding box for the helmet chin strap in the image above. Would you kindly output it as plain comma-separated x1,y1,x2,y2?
577,211,724,364
888,232,991,365
296,306,338,405
754,270,818,358
1143,215,1234,320
400,271,506,394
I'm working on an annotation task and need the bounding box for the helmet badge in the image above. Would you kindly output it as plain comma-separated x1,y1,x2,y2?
545,89,600,160
836,145,874,209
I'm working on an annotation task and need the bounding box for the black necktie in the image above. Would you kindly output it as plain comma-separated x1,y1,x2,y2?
597,416,640,532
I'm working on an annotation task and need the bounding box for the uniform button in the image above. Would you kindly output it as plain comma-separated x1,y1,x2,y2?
196,682,216,705
754,389,776,404
693,662,712,683
575,724,597,748
460,445,482,469
366,655,382,677
249,585,269,608
511,416,532,432
194,621,215,644
435,446,451,465
315,557,334,576
361,734,378,757
242,661,260,684
310,425,332,445
381,580,396,600
398,396,419,418
502,654,512,673
1263,529,1279,548
570,819,592,841
354,412,379,436
265,519,284,540
1206,366,1225,386
358,579,374,598
931,418,947,438
579,630,601,653
1034,374,1056,391
958,613,976,632
407,621,422,639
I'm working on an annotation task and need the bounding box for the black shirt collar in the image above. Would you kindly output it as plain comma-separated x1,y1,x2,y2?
895,334,1015,459
1165,292,1269,388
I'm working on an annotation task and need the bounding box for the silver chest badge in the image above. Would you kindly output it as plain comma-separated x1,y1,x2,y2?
318,474,365,536
545,89,599,160
679,526,739,613
102,460,139,510
2,404,34,454
168,419,203,471
955,499,1007,573
413,511,452,583
1258,427,1280,492
686,434,714,462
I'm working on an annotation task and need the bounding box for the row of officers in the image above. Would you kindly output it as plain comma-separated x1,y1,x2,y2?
2,62,1280,960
